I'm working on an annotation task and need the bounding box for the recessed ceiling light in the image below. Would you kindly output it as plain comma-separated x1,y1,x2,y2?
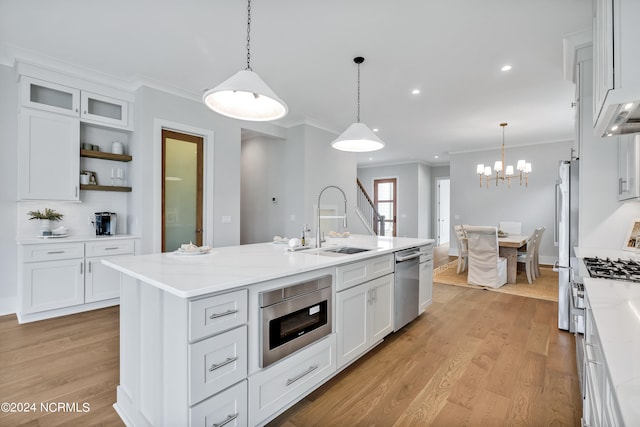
372,128,379,132
434,155,439,159
368,157,373,161
412,89,420,95
501,65,512,72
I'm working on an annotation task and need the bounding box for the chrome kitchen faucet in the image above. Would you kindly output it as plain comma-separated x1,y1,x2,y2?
316,185,348,248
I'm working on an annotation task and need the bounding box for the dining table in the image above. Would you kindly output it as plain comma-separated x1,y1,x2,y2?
498,234,530,284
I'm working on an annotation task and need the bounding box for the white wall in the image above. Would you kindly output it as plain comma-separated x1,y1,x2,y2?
240,134,287,244
418,163,431,238
0,65,18,314
357,163,424,238
301,124,367,238
449,141,573,263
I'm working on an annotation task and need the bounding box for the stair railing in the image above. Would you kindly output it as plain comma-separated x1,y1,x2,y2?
356,178,385,236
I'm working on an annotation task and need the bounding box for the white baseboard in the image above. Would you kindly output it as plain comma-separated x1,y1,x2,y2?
0,297,16,316
16,298,119,324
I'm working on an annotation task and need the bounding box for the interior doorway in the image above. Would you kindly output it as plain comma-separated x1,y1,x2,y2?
161,129,204,252
436,178,450,246
374,178,397,237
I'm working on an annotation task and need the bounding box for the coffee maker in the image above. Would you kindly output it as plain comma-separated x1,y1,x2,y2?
95,212,117,236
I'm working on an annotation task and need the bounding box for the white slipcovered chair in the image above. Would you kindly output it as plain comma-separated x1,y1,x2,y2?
453,225,468,274
466,226,508,288
498,221,522,235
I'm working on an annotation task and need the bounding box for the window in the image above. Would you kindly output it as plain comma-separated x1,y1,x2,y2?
374,178,397,237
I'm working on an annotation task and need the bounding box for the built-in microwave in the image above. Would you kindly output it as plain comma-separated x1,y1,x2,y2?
259,275,332,368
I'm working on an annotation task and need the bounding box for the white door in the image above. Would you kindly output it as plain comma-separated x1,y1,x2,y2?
436,178,450,245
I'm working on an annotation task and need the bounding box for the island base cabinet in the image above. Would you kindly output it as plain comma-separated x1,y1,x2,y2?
248,335,336,426
190,380,247,427
336,273,394,369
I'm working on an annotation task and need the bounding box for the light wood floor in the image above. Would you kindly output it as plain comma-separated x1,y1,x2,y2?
0,242,580,426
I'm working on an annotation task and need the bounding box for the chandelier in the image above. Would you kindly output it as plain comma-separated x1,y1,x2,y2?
476,122,531,188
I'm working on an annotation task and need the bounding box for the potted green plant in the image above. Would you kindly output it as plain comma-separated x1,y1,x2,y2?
28,208,64,235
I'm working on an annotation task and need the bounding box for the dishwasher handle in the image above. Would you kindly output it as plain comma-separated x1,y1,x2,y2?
396,251,421,262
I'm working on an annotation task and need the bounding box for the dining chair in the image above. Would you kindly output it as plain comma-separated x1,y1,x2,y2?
532,227,545,278
453,224,468,274
498,221,522,235
465,226,508,288
517,232,538,284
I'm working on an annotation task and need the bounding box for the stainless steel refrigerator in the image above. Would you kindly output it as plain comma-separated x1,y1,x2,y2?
556,159,579,331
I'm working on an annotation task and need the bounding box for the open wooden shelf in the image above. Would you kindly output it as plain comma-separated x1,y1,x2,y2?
80,184,131,192
80,149,132,162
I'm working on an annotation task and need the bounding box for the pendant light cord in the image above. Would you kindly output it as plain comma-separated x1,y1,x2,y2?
356,61,361,123
246,0,252,71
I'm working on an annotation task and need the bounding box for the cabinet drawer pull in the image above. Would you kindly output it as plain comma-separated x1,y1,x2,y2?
209,357,238,372
212,413,238,427
104,247,119,250
47,251,65,254
286,364,318,386
209,309,238,320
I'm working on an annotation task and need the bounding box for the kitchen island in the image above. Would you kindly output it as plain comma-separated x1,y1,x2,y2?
103,235,433,426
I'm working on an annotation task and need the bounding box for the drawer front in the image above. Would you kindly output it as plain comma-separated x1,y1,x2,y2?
189,326,247,405
85,239,135,257
21,243,84,262
190,380,247,427
249,334,336,426
335,254,395,292
336,260,368,292
190,289,248,341
368,254,394,279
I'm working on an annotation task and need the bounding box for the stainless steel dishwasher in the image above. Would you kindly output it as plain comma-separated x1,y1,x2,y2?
394,247,421,331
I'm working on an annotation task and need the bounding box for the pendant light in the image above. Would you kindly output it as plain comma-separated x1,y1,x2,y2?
331,57,385,152
476,123,532,188
202,0,288,121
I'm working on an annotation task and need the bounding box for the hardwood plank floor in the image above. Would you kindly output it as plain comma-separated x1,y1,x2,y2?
270,243,581,426
0,243,580,426
0,306,124,426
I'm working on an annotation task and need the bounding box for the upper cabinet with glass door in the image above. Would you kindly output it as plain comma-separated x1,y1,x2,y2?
21,76,132,130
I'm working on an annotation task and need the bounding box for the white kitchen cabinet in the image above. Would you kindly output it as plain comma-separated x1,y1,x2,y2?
336,273,394,369
80,90,129,128
21,75,132,130
418,244,434,313
18,238,137,322
18,108,80,201
116,278,249,427
335,253,394,291
190,380,247,427
190,326,248,405
617,134,640,201
85,239,136,303
592,0,640,136
20,76,80,116
582,294,623,427
22,257,85,314
248,334,335,426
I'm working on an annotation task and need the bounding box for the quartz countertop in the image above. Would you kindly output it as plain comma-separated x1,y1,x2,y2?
17,234,140,245
583,278,640,425
102,235,433,299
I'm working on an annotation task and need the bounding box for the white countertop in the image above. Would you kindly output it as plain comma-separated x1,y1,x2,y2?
17,234,140,245
102,235,433,299
575,246,639,261
583,278,640,425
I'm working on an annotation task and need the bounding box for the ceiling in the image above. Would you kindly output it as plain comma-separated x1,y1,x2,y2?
0,0,592,166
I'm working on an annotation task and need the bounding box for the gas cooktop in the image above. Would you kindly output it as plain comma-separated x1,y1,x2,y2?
583,257,640,282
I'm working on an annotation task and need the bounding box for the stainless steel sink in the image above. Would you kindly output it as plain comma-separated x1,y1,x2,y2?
322,246,371,254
